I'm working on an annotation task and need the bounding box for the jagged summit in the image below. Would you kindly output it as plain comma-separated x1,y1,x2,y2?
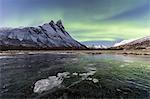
0,20,86,50
56,20,65,29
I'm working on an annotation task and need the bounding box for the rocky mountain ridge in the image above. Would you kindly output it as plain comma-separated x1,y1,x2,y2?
0,20,86,50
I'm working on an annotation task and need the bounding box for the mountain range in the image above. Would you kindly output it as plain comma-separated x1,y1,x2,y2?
0,20,86,50
81,40,122,49
0,20,149,51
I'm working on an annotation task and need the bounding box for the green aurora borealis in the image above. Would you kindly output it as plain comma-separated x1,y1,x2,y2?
0,0,150,42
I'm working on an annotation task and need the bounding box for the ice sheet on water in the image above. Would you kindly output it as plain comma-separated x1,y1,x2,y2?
34,77,60,93
33,72,70,93
74,67,99,83
33,67,99,93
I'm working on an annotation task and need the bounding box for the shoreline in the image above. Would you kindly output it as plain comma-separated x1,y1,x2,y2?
0,49,150,56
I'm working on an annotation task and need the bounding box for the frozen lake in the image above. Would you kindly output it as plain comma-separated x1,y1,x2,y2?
0,52,150,98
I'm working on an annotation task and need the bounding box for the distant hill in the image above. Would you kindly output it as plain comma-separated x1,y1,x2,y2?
113,36,150,50
0,20,86,50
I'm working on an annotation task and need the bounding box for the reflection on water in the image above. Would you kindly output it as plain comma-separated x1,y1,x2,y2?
0,53,150,99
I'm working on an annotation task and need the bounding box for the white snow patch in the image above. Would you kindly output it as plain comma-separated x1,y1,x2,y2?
114,39,137,47
72,72,78,76
33,72,70,93
92,78,99,83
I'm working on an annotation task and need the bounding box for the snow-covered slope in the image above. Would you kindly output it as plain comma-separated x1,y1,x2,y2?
114,39,137,47
0,20,86,50
113,36,150,50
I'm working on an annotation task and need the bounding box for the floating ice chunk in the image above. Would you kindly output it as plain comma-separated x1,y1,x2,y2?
77,67,99,82
85,67,96,72
72,72,78,76
79,67,97,80
87,70,96,76
57,72,70,78
86,77,99,83
79,73,87,76
92,78,99,83
87,77,92,81
34,72,70,93
34,76,63,93
79,70,96,77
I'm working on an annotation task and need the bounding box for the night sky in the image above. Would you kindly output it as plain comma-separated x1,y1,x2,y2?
0,0,150,42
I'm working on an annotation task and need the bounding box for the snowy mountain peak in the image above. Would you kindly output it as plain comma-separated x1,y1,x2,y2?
0,20,86,50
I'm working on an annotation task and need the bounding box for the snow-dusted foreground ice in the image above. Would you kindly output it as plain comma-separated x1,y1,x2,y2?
1,53,150,98
34,72,70,93
33,67,99,93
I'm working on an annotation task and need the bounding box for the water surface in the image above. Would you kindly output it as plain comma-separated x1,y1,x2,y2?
0,52,150,99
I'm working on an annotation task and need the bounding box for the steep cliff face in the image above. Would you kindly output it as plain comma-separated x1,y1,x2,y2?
114,36,150,50
0,20,86,50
